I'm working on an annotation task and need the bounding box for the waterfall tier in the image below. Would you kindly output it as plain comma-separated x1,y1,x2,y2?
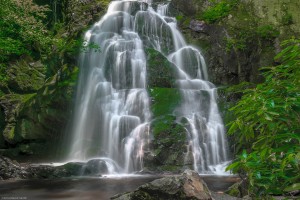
67,0,229,174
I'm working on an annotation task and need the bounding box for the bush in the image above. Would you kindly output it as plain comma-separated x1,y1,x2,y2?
256,25,280,40
201,0,240,23
0,0,51,62
226,38,300,197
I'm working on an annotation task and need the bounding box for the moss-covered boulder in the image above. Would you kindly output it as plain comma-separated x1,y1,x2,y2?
146,49,176,88
144,87,189,172
7,58,45,93
0,0,109,160
0,65,77,159
0,93,37,144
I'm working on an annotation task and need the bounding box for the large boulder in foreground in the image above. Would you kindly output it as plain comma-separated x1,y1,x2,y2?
112,170,212,200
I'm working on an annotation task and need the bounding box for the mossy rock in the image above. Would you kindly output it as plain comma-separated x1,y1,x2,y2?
7,58,46,93
145,115,187,171
146,49,176,88
170,0,208,17
146,87,188,171
0,93,37,144
149,87,181,117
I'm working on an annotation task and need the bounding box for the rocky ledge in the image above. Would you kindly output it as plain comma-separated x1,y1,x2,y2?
0,156,116,180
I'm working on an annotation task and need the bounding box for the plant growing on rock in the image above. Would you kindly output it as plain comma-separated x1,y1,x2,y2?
226,38,300,197
0,0,51,62
200,0,240,23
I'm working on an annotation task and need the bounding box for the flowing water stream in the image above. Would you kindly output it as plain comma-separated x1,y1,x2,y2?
66,0,229,174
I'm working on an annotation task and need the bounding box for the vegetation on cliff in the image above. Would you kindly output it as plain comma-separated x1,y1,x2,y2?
0,0,299,199
171,0,300,197
0,0,109,158
226,39,300,198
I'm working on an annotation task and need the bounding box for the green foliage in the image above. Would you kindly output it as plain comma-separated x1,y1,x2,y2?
256,25,280,40
0,0,51,62
57,65,79,88
226,38,300,197
176,15,184,21
224,37,247,52
201,0,240,23
149,88,181,117
54,38,101,56
281,13,293,26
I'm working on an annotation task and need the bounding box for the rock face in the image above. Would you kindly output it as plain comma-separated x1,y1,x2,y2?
0,0,110,159
170,0,300,86
112,170,212,200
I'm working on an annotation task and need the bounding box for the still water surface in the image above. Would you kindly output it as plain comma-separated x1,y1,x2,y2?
0,175,238,200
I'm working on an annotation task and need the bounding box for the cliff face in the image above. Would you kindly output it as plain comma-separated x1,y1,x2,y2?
0,0,110,160
1,0,298,165
171,0,300,85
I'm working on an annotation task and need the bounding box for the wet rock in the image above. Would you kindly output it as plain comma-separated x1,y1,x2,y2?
189,20,208,33
112,169,212,200
170,0,203,16
0,156,29,180
225,180,248,198
7,58,45,93
82,159,109,175
146,47,176,88
0,156,86,180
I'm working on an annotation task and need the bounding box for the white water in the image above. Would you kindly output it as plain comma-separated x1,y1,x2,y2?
67,0,229,175
67,0,152,174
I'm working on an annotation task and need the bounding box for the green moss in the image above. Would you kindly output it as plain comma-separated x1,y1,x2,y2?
149,87,181,117
152,115,186,141
224,37,246,52
200,0,240,23
146,49,176,88
256,25,280,40
7,126,15,140
7,58,46,93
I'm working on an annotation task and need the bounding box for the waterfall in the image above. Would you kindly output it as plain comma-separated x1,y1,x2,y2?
153,2,229,173
67,0,151,174
67,0,229,175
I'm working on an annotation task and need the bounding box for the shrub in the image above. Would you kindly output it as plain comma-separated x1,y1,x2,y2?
226,38,300,197
256,25,280,40
202,0,240,23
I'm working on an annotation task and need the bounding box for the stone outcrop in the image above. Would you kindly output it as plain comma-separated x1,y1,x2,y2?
112,170,212,200
0,0,111,158
170,0,300,86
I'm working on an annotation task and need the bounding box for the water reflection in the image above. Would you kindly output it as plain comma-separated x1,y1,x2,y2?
0,175,238,200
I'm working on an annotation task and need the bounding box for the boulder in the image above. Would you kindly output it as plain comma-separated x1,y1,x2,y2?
81,159,109,175
112,170,212,200
189,20,208,33
0,156,78,180
146,48,176,88
0,156,29,180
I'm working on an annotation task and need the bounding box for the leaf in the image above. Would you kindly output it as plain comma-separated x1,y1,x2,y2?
264,113,272,121
255,172,261,179
284,183,300,192
242,150,247,159
226,161,240,172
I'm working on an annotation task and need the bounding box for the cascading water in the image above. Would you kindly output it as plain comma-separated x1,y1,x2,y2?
153,3,229,173
67,0,229,174
67,0,152,173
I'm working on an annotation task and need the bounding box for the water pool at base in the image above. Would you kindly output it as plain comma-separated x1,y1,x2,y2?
0,175,239,200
